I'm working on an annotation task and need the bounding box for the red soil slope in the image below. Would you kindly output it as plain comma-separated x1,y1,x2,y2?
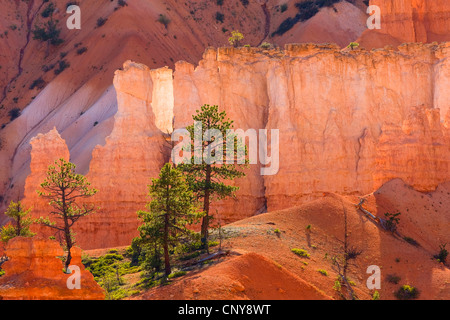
137,181,449,300
142,252,331,300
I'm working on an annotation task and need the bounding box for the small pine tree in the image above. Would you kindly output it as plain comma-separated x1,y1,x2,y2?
36,158,98,272
0,201,35,243
383,212,401,233
137,163,202,276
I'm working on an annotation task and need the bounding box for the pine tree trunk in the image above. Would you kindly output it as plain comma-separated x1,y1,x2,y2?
201,164,212,252
164,212,171,276
62,191,72,272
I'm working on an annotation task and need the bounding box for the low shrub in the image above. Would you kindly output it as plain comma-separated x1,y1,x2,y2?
29,77,46,90
8,108,21,121
395,285,419,300
291,248,310,258
383,212,401,233
168,270,186,279
157,14,171,29
240,0,249,7
260,42,271,49
76,47,88,55
54,60,70,75
403,236,419,247
96,17,107,27
318,269,328,276
386,274,401,285
434,243,448,264
215,12,224,23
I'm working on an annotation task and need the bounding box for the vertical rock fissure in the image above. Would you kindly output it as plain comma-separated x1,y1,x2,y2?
1,0,45,104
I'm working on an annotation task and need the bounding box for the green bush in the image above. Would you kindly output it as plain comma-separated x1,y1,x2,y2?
240,0,249,7
260,42,271,49
85,253,124,279
372,290,380,300
291,248,310,258
29,77,46,90
395,285,419,300
168,270,186,279
32,20,63,46
54,60,70,75
318,269,328,276
76,47,88,55
215,12,224,23
41,3,55,18
384,212,401,233
434,243,448,264
97,17,107,27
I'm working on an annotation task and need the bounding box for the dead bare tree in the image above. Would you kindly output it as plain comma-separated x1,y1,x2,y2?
330,200,362,300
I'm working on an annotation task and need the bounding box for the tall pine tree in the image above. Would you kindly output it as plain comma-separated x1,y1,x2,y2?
178,104,247,252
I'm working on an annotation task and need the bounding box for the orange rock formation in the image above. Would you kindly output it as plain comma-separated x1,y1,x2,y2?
174,44,450,212
20,42,450,249
0,237,104,300
23,62,167,249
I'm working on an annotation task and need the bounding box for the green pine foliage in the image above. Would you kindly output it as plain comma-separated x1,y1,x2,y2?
0,201,35,243
137,163,203,276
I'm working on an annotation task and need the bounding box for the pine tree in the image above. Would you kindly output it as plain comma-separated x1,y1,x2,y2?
0,201,35,243
138,163,202,276
36,158,97,272
178,104,247,252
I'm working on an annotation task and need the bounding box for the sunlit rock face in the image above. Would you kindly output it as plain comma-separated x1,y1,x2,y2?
22,62,167,250
172,44,450,212
21,42,450,249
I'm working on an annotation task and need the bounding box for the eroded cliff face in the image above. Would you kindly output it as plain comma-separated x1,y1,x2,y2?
173,43,450,212
359,0,450,48
0,237,104,300
21,43,450,249
82,61,167,248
